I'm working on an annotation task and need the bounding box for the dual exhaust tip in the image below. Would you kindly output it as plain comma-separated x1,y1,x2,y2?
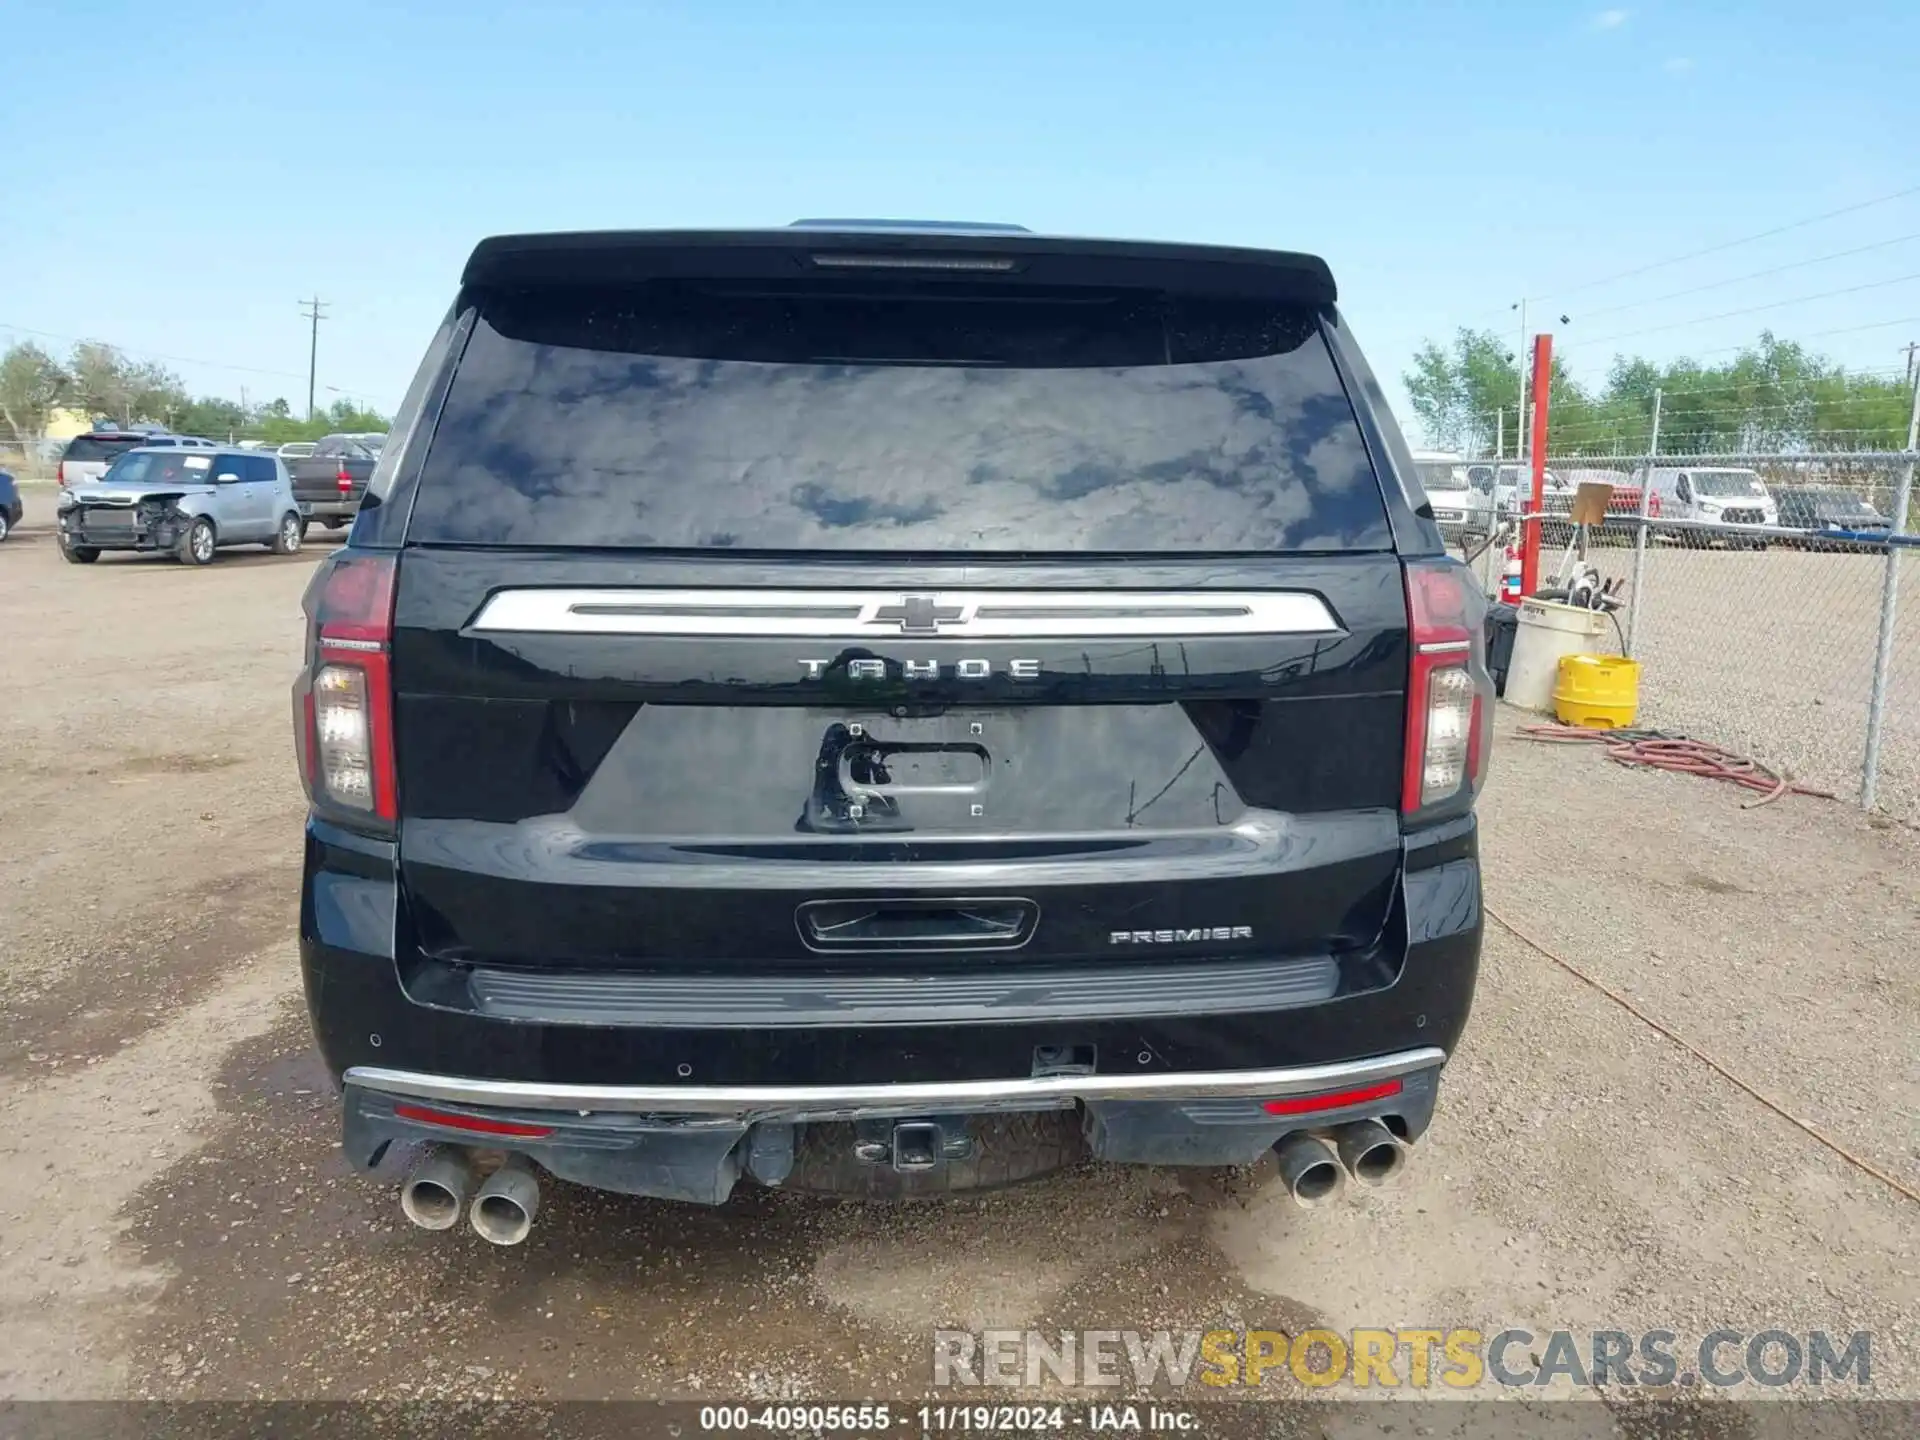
400,1125,1403,1227
1273,1119,1408,1208
400,1146,540,1245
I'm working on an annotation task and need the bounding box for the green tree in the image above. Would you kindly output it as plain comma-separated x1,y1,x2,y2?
1404,328,1590,454
65,342,187,426
0,341,71,447
1407,328,1917,457
68,341,132,424
173,396,249,439
1404,329,1521,452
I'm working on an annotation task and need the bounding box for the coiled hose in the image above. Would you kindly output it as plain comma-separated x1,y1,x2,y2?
1517,724,1836,807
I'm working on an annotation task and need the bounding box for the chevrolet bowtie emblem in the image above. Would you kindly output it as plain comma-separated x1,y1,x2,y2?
871,594,967,635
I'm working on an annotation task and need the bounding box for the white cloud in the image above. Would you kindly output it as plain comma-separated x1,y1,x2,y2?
1664,56,1696,73
1592,8,1631,28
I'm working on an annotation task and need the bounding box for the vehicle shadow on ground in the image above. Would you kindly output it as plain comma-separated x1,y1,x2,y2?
120,1015,1324,1402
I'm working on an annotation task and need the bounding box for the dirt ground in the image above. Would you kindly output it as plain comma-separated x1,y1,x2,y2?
1,486,1915,1419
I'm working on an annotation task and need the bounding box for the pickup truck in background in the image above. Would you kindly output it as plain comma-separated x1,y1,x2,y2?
288,433,384,536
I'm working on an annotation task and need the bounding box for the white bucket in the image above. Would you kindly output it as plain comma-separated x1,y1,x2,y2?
1505,598,1609,713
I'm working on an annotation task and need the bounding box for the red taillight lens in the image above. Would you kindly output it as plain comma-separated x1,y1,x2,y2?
1648,490,1662,518
1261,1078,1403,1116
296,553,398,821
336,467,353,493
1402,560,1493,817
56,460,66,486
392,1103,554,1139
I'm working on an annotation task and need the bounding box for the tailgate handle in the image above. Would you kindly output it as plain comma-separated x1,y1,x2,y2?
797,898,1038,952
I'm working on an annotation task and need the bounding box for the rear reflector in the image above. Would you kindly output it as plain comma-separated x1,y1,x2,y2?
1261,1079,1402,1116
392,1103,554,1139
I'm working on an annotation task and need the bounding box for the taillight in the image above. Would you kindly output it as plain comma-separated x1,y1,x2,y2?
56,460,66,486
336,467,353,493
1648,490,1662,518
294,553,398,822
1402,560,1494,818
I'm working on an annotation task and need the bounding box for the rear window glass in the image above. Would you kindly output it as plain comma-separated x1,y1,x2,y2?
100,451,211,486
1416,462,1467,492
408,282,1390,552
64,434,148,462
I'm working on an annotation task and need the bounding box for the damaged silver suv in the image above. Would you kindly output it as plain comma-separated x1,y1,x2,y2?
58,446,304,565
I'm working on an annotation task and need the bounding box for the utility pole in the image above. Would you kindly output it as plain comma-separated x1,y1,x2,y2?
299,297,329,420
1903,341,1918,389
1515,299,1529,465
1862,360,1920,809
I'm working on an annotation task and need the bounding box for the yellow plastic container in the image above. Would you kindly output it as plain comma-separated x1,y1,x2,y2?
1554,654,1641,729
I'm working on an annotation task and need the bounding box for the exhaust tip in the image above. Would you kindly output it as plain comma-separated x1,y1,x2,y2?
470,1156,541,1246
1333,1119,1408,1187
1273,1133,1345,1208
400,1144,474,1231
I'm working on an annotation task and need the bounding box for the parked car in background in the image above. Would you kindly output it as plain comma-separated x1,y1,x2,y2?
1543,467,1660,547
1411,450,1476,536
57,430,216,487
0,469,21,542
1773,486,1891,550
287,433,385,535
57,446,303,565
1647,466,1778,548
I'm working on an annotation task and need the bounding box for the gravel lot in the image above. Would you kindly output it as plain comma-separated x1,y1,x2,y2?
1468,536,1920,820
2,486,1915,1420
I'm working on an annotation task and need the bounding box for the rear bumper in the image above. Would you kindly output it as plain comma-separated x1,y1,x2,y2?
297,497,357,519
346,1045,1445,1119
302,816,1481,1201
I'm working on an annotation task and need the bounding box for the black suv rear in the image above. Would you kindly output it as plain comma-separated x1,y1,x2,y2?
294,224,1491,1241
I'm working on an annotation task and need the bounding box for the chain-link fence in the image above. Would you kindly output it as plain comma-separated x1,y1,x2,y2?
1458,449,1920,821
2,428,365,485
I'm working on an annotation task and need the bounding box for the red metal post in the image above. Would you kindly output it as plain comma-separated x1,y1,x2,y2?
1519,333,1553,598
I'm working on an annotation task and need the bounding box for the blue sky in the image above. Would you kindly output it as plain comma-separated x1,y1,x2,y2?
3,0,1917,436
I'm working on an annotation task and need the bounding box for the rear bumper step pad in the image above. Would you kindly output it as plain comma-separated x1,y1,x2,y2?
453,954,1340,1027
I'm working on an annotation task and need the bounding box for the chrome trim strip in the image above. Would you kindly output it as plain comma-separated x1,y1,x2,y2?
1417,639,1472,655
467,589,1343,639
345,1047,1445,1119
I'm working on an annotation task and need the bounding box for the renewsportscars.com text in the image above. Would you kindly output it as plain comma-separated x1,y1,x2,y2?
932,1328,1872,1390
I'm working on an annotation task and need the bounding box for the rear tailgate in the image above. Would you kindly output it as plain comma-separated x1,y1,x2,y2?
292,452,376,505
387,240,1415,977
58,434,146,485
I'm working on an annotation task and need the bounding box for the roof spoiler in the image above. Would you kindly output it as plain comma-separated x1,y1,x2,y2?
461,229,1337,305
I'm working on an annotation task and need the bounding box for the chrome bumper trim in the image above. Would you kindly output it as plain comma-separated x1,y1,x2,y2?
344,1047,1446,1120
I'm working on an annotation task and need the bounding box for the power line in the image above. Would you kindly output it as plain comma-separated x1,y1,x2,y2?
1561,270,1920,351
0,318,378,401
1685,316,1920,357
1454,365,1911,418
1,321,313,387
1573,231,1920,321
1530,182,1920,302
